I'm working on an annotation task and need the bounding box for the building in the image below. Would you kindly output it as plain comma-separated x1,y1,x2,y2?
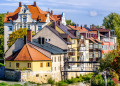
5,29,66,82
90,27,117,56
4,1,66,52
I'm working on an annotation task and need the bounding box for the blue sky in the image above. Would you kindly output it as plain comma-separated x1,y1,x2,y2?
0,0,120,27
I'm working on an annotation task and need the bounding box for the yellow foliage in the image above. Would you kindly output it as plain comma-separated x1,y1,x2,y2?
8,28,34,48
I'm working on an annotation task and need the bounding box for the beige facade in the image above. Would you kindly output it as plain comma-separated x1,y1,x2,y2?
33,26,68,50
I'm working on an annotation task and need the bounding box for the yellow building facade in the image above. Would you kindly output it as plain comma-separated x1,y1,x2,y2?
5,61,51,71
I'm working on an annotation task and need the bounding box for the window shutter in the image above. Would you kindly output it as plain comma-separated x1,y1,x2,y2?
50,62,51,67
46,62,48,67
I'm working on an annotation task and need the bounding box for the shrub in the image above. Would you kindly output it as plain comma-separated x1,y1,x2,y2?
57,81,68,86
0,82,8,86
48,77,55,85
0,63,4,67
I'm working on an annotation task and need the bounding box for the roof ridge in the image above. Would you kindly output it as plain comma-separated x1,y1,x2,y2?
26,44,33,61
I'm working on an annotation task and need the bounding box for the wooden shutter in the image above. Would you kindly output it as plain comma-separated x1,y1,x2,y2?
46,62,48,67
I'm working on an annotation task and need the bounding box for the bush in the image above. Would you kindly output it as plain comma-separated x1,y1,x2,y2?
48,77,55,85
91,74,105,86
0,63,4,67
91,74,116,86
0,82,8,86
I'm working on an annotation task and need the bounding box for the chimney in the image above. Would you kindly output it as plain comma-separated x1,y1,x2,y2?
97,30,100,40
53,22,56,29
58,20,61,26
51,10,53,15
81,25,82,29
24,35,27,44
19,2,22,7
33,1,36,7
27,29,32,42
75,24,77,28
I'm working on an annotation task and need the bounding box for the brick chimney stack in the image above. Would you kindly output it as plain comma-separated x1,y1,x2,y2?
58,20,61,26
19,2,22,7
53,22,56,29
33,1,36,7
81,25,82,29
75,24,77,28
27,29,32,42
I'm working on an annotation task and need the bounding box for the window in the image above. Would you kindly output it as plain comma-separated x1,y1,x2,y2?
23,17,27,22
54,57,56,62
24,25,26,28
38,26,42,30
46,62,51,67
9,62,11,67
20,24,22,28
72,40,75,44
16,63,19,68
28,25,30,29
28,63,31,68
8,26,13,31
40,63,43,67
36,74,39,77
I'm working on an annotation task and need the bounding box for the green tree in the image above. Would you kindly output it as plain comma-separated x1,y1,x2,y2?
8,28,35,48
0,35,4,59
66,20,76,25
102,13,120,43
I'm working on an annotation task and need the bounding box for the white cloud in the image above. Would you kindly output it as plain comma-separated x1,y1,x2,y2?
89,11,98,17
0,3,18,6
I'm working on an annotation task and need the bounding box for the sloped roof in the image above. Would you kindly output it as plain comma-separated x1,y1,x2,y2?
6,44,51,61
68,25,88,32
29,39,67,54
56,24,77,39
90,28,110,32
4,5,62,23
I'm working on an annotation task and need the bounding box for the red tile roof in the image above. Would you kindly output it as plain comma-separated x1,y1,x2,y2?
4,5,62,23
68,25,88,32
6,44,51,61
90,28,110,32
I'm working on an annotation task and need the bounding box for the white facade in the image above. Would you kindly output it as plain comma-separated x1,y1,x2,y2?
4,5,66,52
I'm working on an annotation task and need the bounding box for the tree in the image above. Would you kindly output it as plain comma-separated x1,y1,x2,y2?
103,13,120,43
0,35,4,59
66,20,76,26
99,50,119,71
8,28,35,48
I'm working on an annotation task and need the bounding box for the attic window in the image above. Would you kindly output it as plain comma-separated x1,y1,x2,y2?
24,9,26,13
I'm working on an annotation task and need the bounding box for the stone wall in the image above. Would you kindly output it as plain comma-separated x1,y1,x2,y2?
5,70,21,81
5,70,62,83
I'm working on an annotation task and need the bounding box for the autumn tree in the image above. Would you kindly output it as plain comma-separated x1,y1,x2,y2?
8,28,35,48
